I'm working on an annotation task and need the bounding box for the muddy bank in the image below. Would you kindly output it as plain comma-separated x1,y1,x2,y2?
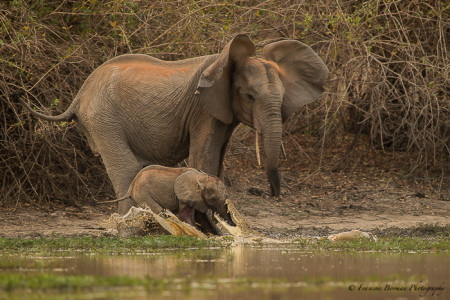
1,132,448,239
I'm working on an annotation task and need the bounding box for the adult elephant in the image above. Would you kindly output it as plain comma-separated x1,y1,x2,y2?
13,34,328,214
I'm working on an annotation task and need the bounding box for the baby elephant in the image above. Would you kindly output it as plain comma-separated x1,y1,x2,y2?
101,165,232,228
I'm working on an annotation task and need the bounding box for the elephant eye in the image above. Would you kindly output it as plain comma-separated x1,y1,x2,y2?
246,93,255,101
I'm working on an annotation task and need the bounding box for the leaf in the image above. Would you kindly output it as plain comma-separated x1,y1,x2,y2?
51,99,60,106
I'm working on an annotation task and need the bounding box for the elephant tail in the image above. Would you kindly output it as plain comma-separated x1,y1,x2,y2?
10,90,76,122
95,196,130,204
96,195,131,204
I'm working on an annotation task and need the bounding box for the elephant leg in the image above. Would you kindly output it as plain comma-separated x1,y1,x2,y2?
188,119,233,176
133,189,164,215
218,137,231,179
105,160,142,215
215,123,237,179
95,137,147,215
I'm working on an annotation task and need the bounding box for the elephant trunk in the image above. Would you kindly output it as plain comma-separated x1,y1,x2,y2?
261,123,282,197
257,106,282,197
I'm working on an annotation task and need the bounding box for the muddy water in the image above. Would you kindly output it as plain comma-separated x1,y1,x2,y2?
3,246,449,299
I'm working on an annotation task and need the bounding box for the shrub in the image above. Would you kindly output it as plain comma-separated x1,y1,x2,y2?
1,0,448,205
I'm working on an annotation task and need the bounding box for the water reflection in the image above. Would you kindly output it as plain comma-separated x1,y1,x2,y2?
65,247,448,285
3,246,449,299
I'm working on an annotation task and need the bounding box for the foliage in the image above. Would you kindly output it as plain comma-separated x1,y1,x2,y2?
1,0,448,205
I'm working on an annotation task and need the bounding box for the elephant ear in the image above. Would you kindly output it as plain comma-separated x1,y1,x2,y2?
197,34,256,124
174,171,208,213
263,40,329,121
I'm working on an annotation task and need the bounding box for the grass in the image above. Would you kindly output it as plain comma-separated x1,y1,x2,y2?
0,233,448,256
0,273,153,292
0,235,226,255
0,273,427,293
295,236,450,253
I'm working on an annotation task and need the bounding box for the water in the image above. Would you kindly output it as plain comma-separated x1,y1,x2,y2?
1,246,448,299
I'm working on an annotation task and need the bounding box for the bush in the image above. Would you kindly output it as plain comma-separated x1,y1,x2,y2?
1,0,448,206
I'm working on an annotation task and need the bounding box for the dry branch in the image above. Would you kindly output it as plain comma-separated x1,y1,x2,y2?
1,0,448,206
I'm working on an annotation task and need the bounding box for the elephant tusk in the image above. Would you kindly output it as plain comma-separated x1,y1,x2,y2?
280,140,287,160
255,130,286,163
255,131,261,166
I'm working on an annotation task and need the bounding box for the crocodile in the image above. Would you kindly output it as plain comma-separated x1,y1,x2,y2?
103,199,279,244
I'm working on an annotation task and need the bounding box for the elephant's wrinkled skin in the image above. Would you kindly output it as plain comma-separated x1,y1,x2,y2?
99,165,232,228
13,34,328,214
